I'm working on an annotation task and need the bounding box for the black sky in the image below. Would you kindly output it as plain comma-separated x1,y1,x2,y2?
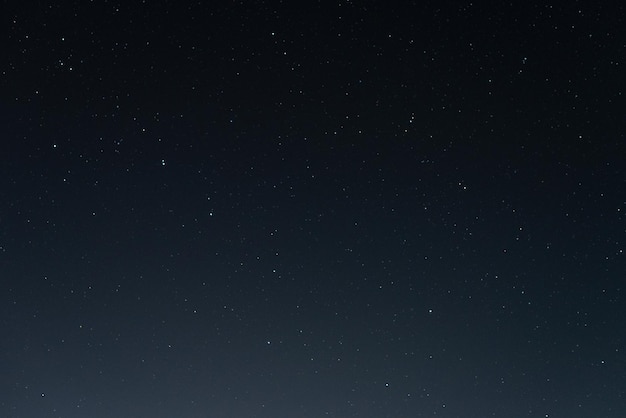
2,1,625,417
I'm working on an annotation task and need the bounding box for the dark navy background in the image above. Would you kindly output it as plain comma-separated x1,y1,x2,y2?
2,2,625,417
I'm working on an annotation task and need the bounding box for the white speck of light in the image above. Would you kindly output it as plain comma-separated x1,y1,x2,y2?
161,159,166,166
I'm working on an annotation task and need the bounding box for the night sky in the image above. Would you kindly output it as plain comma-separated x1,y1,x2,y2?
2,1,625,417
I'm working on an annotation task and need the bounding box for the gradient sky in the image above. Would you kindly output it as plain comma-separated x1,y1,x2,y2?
2,1,625,417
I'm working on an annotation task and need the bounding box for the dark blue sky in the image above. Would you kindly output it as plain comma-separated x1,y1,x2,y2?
2,1,625,417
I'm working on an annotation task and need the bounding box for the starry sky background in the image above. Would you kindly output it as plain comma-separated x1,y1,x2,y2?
1,1,625,417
